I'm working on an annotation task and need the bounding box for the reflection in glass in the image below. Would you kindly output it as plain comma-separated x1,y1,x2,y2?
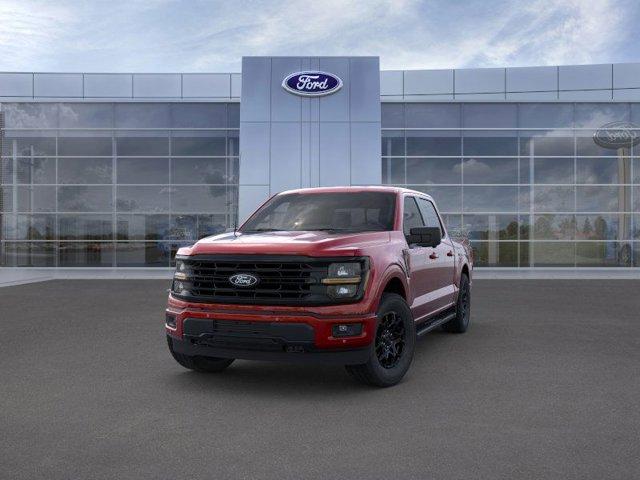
58,214,113,240
58,186,113,212
576,186,630,212
170,103,227,128
116,214,170,240
532,242,575,266
58,158,112,184
2,104,58,128
406,132,461,156
171,158,227,184
518,104,573,129
116,136,169,156
533,214,575,240
575,214,630,241
13,215,55,240
116,158,169,184
114,104,170,128
410,186,461,212
171,135,226,156
3,136,56,156
58,137,113,156
171,186,229,213
381,131,404,156
519,135,573,156
17,186,56,212
58,242,114,267
381,104,404,128
405,104,460,128
381,158,404,184
463,135,517,156
534,186,574,212
463,104,517,128
534,158,574,184
115,242,170,267
116,186,170,212
576,242,631,267
463,186,518,212
576,157,629,184
407,158,461,184
463,214,518,240
462,157,517,184
58,104,113,128
470,241,518,267
16,157,56,184
1,242,56,267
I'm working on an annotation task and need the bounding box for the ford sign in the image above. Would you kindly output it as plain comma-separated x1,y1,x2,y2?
282,71,343,97
229,273,259,288
593,121,640,149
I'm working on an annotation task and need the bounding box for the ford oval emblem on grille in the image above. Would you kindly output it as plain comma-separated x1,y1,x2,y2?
229,273,259,288
282,71,343,97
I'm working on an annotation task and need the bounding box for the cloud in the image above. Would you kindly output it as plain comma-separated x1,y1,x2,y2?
0,0,637,72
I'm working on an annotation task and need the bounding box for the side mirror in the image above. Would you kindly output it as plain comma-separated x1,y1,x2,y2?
407,227,441,248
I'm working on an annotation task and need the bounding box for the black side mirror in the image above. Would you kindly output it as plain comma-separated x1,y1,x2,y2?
407,227,441,248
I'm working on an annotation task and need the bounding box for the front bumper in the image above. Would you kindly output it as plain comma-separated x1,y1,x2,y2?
165,294,377,363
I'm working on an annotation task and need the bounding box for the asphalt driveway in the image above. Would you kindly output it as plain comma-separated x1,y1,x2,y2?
1,279,638,479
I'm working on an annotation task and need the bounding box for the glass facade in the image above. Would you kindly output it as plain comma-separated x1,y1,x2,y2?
0,102,239,267
382,103,640,268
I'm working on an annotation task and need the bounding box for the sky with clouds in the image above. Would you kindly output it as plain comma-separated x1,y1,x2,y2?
0,0,638,73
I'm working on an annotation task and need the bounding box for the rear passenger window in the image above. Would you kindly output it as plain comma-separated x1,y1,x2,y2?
403,197,424,236
417,198,443,234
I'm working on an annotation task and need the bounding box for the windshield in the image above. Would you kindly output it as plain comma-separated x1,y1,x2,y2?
241,192,396,233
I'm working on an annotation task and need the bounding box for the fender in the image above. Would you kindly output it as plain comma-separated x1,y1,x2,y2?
370,262,410,312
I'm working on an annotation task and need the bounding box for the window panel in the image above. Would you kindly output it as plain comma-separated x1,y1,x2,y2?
170,103,227,128
228,103,240,127
116,136,169,156
116,186,170,213
463,186,518,212
533,158,574,184
169,215,198,240
17,186,56,212
381,103,404,128
463,135,518,156
406,104,460,128
574,103,630,128
2,103,58,128
633,158,640,183
114,104,170,128
470,241,518,267
463,214,519,240
195,214,228,239
576,242,632,267
58,214,113,240
381,131,404,156
576,135,628,156
58,158,112,184
416,198,442,231
462,157,517,184
381,158,405,184
116,214,170,240
1,242,56,267
406,132,461,156
58,242,114,267
227,130,239,157
16,157,56,184
576,186,630,212
13,214,55,240
1,186,12,212
402,197,424,235
519,134,574,156
171,186,229,213
2,136,56,156
1,158,12,183
518,104,573,129
411,186,462,212
464,104,517,128
531,242,575,266
533,186,575,212
115,242,170,267
576,157,629,184
575,214,631,241
406,158,461,184
171,158,227,184
58,186,113,212
58,103,113,128
171,134,226,156
533,214,576,240
58,137,113,156
116,158,169,184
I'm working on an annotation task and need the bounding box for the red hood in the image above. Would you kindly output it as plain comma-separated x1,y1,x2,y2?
178,230,391,257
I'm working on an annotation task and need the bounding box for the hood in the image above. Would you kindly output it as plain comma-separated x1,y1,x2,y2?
178,230,391,257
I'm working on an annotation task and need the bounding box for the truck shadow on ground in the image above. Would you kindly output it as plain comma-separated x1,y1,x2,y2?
161,330,456,398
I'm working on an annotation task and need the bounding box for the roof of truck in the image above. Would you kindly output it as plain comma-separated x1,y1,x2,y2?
278,185,434,200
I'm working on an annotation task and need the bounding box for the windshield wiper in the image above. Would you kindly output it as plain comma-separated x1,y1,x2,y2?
240,228,282,233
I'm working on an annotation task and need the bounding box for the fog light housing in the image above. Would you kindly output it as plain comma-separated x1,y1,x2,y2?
327,284,358,298
165,313,177,329
332,323,362,337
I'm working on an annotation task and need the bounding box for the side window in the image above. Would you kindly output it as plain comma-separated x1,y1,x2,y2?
417,198,443,234
403,197,424,236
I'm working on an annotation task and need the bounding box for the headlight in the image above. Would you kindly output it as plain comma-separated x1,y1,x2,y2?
323,262,363,298
172,260,192,293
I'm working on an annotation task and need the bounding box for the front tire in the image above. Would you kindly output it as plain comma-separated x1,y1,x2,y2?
345,293,416,387
442,273,470,333
167,336,234,373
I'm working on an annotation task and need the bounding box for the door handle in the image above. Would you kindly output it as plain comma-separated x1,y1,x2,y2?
447,250,454,257
429,252,438,260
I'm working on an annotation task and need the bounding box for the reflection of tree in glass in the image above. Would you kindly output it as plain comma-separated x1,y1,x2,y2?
594,216,607,240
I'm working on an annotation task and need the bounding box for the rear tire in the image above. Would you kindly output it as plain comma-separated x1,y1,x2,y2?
167,336,234,373
442,273,470,333
345,293,415,387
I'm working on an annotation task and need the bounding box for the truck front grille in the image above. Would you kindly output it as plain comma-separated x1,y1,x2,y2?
173,255,343,305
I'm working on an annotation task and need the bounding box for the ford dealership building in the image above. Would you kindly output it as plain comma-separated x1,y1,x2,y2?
1,57,639,270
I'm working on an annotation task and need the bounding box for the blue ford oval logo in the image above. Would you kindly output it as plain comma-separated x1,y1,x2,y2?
282,71,343,97
229,273,259,288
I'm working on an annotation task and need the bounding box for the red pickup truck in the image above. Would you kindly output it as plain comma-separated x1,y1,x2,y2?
166,186,472,386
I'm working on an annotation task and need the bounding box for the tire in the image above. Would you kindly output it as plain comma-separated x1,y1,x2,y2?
345,293,416,387
167,336,234,373
442,273,470,333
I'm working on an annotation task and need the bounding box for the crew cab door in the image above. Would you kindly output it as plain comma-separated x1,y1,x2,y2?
415,197,456,312
402,196,438,321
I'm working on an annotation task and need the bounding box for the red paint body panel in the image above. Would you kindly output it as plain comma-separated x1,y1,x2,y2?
166,186,472,352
